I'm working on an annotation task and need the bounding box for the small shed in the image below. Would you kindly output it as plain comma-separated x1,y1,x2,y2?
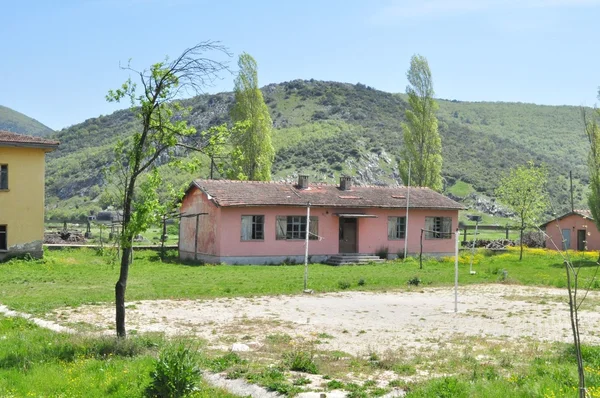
541,210,598,251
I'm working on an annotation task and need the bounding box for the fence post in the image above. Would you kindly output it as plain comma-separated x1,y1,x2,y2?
506,225,509,239
463,227,467,243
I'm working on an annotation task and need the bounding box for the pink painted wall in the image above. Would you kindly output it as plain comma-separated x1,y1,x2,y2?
180,188,221,256
544,214,600,251
217,206,458,257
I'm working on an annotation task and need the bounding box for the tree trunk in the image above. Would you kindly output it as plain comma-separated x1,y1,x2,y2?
565,262,586,397
519,228,524,261
115,246,132,338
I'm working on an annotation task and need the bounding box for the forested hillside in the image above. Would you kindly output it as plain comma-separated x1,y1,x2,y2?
0,105,54,136
45,80,591,220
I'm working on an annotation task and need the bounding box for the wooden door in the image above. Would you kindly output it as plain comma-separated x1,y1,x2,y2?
339,218,357,253
577,230,586,251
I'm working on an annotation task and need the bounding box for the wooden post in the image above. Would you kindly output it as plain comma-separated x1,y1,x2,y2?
194,214,199,262
506,225,509,240
160,214,167,261
419,229,424,269
463,227,467,243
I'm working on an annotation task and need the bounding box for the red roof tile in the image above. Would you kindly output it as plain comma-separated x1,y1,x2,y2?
191,179,465,210
0,130,59,149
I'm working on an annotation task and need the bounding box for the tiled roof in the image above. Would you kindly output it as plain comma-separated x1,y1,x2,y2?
0,130,59,149
190,179,465,209
540,209,594,227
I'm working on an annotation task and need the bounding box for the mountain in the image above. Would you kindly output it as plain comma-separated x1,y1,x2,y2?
45,80,591,221
0,105,54,136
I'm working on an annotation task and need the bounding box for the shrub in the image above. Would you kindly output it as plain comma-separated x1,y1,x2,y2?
358,278,366,286
284,350,319,374
520,230,546,248
338,280,351,290
408,276,421,286
375,246,389,260
145,344,201,398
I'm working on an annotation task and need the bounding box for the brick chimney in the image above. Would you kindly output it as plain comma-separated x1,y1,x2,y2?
297,174,309,189
339,176,352,191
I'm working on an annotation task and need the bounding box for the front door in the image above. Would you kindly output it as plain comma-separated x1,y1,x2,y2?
339,218,357,253
577,230,587,251
562,229,571,250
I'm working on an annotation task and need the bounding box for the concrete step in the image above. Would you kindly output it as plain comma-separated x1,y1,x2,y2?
325,255,386,266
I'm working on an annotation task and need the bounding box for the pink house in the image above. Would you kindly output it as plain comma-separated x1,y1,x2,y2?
541,210,600,251
179,176,464,264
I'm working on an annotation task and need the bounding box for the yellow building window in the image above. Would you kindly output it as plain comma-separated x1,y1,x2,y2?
0,165,7,190
0,226,6,251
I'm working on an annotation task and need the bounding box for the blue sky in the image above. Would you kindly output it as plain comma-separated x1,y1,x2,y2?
1,0,599,130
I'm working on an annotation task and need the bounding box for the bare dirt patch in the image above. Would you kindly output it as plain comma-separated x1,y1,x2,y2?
53,284,600,356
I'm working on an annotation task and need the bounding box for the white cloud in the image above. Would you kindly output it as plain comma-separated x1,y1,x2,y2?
371,0,600,22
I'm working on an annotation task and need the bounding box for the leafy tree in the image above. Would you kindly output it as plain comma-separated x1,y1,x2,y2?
229,53,275,181
584,101,600,262
399,54,443,191
495,161,548,261
105,42,229,337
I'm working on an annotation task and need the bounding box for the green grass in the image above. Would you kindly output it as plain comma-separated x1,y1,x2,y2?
0,316,237,397
447,180,475,197
1,247,599,315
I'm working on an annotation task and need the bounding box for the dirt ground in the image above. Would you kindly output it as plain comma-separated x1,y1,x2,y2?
53,284,600,356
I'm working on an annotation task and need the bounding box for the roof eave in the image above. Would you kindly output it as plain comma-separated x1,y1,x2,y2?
0,142,60,151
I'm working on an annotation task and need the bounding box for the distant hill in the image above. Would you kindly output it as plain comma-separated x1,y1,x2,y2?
0,105,54,136
45,80,591,221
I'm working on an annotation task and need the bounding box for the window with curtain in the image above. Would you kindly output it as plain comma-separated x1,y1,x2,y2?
276,216,318,240
425,217,452,239
387,216,406,239
241,215,264,240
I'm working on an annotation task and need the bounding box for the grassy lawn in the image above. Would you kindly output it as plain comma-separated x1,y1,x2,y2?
0,316,237,398
1,247,599,315
3,247,600,397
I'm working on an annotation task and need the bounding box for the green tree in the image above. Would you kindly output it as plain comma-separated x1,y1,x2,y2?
495,161,548,261
584,101,600,262
399,54,443,191
229,53,274,181
106,42,229,337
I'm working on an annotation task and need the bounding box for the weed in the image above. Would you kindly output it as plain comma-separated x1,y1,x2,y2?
408,276,421,286
284,350,319,374
358,278,366,286
338,280,351,290
375,246,389,260
327,379,345,389
144,344,201,398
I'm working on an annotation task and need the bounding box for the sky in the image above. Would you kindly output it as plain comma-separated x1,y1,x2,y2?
1,0,599,130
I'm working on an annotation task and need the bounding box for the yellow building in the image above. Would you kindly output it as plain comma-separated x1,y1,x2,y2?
0,130,59,260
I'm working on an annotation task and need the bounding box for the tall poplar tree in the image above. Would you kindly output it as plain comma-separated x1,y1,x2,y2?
399,54,443,192
229,53,274,181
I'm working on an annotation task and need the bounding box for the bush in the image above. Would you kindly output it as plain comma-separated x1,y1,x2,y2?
375,246,389,260
407,276,421,286
358,278,366,286
145,344,201,398
284,350,319,374
520,230,546,248
338,280,351,290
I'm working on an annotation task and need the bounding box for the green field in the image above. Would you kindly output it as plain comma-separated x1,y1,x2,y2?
2,248,600,397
